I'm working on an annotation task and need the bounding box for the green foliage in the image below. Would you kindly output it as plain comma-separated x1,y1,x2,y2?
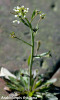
31,10,36,21
5,70,58,100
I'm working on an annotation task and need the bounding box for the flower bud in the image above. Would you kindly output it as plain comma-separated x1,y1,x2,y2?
40,13,45,19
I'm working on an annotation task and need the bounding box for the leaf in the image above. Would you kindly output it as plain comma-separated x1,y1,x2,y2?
7,77,25,92
28,91,34,97
31,10,36,20
45,78,57,85
28,54,31,66
46,93,58,100
35,78,57,92
34,79,44,90
20,75,28,89
35,93,42,98
35,85,50,92
9,76,25,87
7,84,16,90
19,69,29,89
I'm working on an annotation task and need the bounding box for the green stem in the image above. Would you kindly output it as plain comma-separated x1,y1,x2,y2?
29,29,34,91
15,37,32,47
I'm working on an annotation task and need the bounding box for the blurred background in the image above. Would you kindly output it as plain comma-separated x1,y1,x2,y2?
0,0,60,76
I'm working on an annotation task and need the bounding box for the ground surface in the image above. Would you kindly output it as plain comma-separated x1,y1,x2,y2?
0,0,60,99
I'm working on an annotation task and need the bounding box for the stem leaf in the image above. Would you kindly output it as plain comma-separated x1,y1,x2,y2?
28,54,31,66
31,10,36,20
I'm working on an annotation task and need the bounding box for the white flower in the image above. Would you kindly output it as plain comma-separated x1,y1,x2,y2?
24,15,26,18
24,8,29,13
40,13,45,19
21,5,24,8
24,10,28,13
0,67,16,79
13,9,19,12
17,6,20,9
17,21,20,24
24,9,27,12
15,15,18,17
13,20,17,23
27,8,29,11
13,20,20,24
19,13,21,16
12,5,29,24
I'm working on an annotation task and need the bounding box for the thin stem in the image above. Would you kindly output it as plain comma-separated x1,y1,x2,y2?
29,29,34,91
37,17,41,25
15,37,33,47
25,17,33,30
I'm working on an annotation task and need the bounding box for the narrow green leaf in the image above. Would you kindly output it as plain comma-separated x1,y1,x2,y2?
7,76,25,91
46,93,58,100
28,55,31,66
34,79,43,89
31,10,36,20
45,78,57,85
8,76,25,87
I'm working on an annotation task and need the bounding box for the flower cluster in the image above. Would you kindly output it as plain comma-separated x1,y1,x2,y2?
13,5,29,24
